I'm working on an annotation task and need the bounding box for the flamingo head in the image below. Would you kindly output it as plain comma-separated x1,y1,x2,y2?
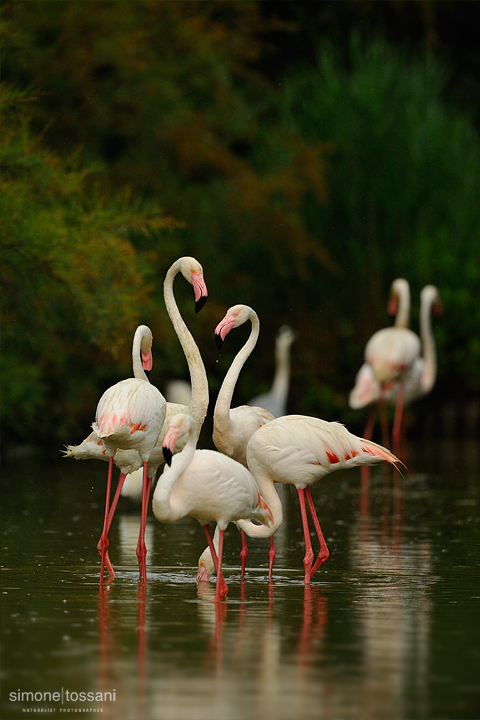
138,326,153,373
421,285,442,317
214,304,253,351
388,278,409,320
162,413,196,465
179,257,208,313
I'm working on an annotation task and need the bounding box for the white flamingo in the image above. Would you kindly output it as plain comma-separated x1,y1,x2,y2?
247,325,296,418
92,325,166,583
236,414,399,584
198,305,276,582
66,257,209,578
349,278,420,450
120,256,209,500
349,283,441,448
152,414,274,602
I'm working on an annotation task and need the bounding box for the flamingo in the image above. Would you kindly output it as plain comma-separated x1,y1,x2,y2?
198,305,276,582
120,256,209,501
236,414,399,584
349,283,441,449
152,413,274,602
92,325,166,583
66,257,208,578
247,325,296,418
349,278,420,451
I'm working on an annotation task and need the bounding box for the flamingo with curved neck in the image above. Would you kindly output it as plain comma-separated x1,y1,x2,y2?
152,413,273,602
237,414,400,584
92,325,166,583
120,256,209,499
197,305,276,582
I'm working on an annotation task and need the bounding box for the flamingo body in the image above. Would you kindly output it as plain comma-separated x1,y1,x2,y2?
246,415,398,493
365,327,420,386
93,377,166,460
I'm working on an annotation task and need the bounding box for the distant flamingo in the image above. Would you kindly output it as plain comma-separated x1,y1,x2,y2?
120,256,209,501
198,305,276,582
247,325,296,418
236,414,399,584
349,282,441,449
152,414,274,602
92,325,166,583
349,278,420,450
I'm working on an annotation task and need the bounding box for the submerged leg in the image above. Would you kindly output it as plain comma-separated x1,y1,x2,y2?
268,537,276,579
214,529,228,602
202,524,228,600
306,487,330,577
240,529,248,578
98,456,115,584
297,488,315,584
136,464,152,583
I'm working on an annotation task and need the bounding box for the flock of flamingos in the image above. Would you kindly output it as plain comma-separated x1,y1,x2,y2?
65,257,442,602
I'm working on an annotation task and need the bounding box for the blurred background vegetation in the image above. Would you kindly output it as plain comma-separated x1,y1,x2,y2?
1,0,480,452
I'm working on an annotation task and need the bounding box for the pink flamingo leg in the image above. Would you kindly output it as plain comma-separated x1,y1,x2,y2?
306,487,330,577
100,471,128,580
268,537,275,579
203,523,219,572
240,529,248,578
392,382,406,453
297,488,315,584
202,524,228,600
98,456,115,584
105,473,127,535
136,463,152,582
214,529,228,602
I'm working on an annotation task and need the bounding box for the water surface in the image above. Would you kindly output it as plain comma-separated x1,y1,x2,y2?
1,440,479,719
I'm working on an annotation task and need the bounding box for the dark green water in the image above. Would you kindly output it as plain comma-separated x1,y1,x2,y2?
1,440,479,720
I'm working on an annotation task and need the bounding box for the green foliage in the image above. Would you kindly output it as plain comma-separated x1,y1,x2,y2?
1,3,480,450
262,36,480,399
0,85,172,443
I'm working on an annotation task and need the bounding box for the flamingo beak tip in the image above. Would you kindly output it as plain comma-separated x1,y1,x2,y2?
162,447,173,466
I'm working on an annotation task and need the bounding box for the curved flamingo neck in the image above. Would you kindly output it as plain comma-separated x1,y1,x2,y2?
419,289,437,394
236,474,283,538
132,327,150,382
164,261,209,434
152,423,196,524
393,279,411,329
214,311,259,435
